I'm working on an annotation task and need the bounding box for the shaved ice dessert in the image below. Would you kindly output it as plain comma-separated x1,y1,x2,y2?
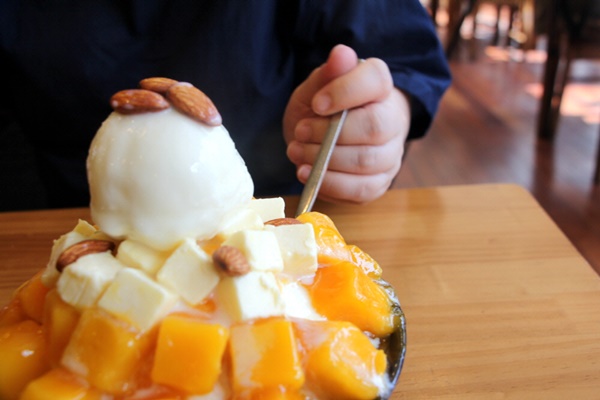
0,78,404,400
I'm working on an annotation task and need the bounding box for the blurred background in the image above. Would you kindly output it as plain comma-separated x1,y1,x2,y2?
1,0,599,275
396,0,600,274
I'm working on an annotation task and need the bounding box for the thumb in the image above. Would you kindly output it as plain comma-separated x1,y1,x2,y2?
293,44,359,112
283,45,358,142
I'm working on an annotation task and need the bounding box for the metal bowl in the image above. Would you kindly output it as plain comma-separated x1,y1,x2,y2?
377,282,407,399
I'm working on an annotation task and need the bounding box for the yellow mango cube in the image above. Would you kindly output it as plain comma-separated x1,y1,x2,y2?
296,212,349,266
151,315,229,394
231,386,305,400
43,290,80,366
307,260,397,336
294,320,387,400
20,368,102,400
229,318,304,394
0,320,49,399
17,270,51,323
0,297,27,328
297,212,382,277
61,309,155,395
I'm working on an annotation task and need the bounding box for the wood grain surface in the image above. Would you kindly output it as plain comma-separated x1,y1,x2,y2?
1,184,599,398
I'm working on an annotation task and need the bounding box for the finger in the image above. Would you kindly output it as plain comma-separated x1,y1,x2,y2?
294,101,402,146
294,88,410,147
288,134,404,176
296,166,397,204
312,57,395,116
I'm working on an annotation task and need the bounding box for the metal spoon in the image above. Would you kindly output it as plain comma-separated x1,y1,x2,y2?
295,109,348,217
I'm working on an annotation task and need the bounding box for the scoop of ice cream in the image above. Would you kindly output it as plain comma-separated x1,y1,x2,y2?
87,106,254,250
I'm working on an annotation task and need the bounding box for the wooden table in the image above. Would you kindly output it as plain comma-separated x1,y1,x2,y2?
2,184,600,398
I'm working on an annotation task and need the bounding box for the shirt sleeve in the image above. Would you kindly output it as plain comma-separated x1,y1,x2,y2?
291,0,451,139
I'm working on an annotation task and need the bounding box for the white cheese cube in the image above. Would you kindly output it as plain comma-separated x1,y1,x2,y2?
56,252,125,310
265,223,318,276
280,280,324,320
98,268,178,332
42,230,87,286
248,197,285,223
117,239,170,274
223,230,284,272
73,219,114,241
219,207,264,237
216,271,285,322
156,238,220,305
72,219,97,237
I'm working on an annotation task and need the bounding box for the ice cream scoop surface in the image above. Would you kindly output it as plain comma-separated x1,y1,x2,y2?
87,107,254,250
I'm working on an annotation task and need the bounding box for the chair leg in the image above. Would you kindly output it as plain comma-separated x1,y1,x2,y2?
446,0,480,58
537,0,561,140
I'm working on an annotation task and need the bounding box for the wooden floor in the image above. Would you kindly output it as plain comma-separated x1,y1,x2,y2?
393,30,600,275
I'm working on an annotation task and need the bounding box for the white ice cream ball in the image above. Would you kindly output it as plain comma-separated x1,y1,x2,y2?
87,107,254,250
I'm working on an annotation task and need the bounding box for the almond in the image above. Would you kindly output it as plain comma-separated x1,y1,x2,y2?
56,240,116,272
265,217,303,226
166,83,222,126
212,245,250,276
110,89,169,114
139,77,178,94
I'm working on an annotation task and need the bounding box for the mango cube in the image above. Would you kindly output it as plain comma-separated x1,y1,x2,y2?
0,297,27,328
61,309,155,395
294,320,387,400
0,320,49,399
307,260,397,336
151,315,229,394
229,318,304,393
231,386,305,400
20,368,102,400
16,271,51,323
43,290,80,366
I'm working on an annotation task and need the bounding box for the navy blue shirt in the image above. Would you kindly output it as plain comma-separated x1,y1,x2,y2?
0,0,450,207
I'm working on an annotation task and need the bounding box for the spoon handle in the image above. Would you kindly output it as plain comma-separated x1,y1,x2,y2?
295,109,348,217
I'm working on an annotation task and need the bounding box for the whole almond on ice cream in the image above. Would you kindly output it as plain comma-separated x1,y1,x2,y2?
110,89,169,114
167,82,222,126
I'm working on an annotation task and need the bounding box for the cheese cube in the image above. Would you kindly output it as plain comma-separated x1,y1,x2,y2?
265,223,318,276
219,207,264,237
156,238,220,305
56,252,124,310
248,197,285,223
42,231,87,286
216,271,285,322
117,239,170,274
72,219,97,237
223,230,284,272
97,268,178,331
280,280,323,321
